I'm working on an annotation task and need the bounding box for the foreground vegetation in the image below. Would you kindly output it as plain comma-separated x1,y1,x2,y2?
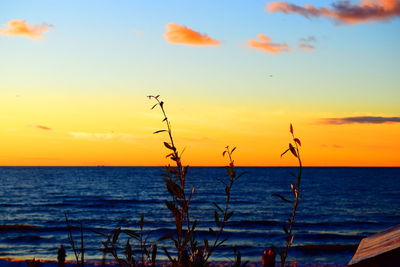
63,95,304,267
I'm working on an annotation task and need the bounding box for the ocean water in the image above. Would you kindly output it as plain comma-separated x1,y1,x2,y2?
0,167,399,265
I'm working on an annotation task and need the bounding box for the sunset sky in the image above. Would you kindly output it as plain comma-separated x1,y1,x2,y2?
1,0,399,166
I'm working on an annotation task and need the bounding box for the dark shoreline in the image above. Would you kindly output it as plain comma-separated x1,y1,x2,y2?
0,258,346,267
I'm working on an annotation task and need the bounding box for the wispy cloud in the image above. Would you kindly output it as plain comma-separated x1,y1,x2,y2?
164,23,220,46
299,42,315,51
31,125,52,130
69,132,139,142
248,34,290,54
0,19,51,39
266,0,400,24
319,116,400,125
299,36,317,51
132,29,142,35
300,36,317,42
322,144,344,148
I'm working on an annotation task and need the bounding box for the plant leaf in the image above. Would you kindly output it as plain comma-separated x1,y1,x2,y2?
209,227,215,236
280,148,290,157
163,248,174,262
126,239,132,262
112,228,121,244
140,213,144,230
214,210,220,228
151,244,157,265
158,234,174,241
222,151,227,157
123,229,139,239
290,183,296,192
151,244,157,266
163,142,175,151
290,123,293,134
282,225,289,235
151,103,158,110
91,229,108,237
225,211,234,221
231,147,236,153
217,237,228,247
289,143,298,158
272,193,291,203
213,202,223,213
294,138,301,146
153,130,167,134
204,238,209,250
166,180,183,199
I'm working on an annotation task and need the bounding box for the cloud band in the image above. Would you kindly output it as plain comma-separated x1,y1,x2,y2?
319,116,400,124
267,0,400,24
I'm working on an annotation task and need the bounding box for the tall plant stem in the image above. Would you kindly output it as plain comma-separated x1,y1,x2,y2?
280,128,302,267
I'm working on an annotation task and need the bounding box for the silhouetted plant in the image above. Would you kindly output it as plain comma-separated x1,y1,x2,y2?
65,213,85,267
233,246,249,267
273,124,303,267
203,146,247,266
148,95,196,266
96,214,157,267
149,96,246,266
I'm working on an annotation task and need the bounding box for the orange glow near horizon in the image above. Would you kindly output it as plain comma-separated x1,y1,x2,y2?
1,95,399,167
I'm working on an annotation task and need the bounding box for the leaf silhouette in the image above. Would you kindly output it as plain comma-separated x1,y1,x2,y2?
163,142,175,151
281,148,290,157
112,228,121,244
225,211,234,221
294,138,301,146
282,225,289,235
290,123,293,134
214,210,220,228
158,234,174,241
123,229,139,239
213,202,223,213
209,227,215,236
289,143,298,158
272,193,292,203
153,130,167,134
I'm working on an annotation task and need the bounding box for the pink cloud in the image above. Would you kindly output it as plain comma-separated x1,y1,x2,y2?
0,19,51,39
164,23,220,46
299,36,317,51
299,42,316,51
266,0,400,24
321,144,344,148
33,125,52,130
248,34,290,54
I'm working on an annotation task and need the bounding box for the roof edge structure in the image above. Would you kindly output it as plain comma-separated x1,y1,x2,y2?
348,224,400,266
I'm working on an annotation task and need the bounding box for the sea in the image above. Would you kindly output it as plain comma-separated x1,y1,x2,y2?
0,167,399,266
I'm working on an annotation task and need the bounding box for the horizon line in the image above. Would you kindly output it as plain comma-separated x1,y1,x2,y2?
0,165,398,168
